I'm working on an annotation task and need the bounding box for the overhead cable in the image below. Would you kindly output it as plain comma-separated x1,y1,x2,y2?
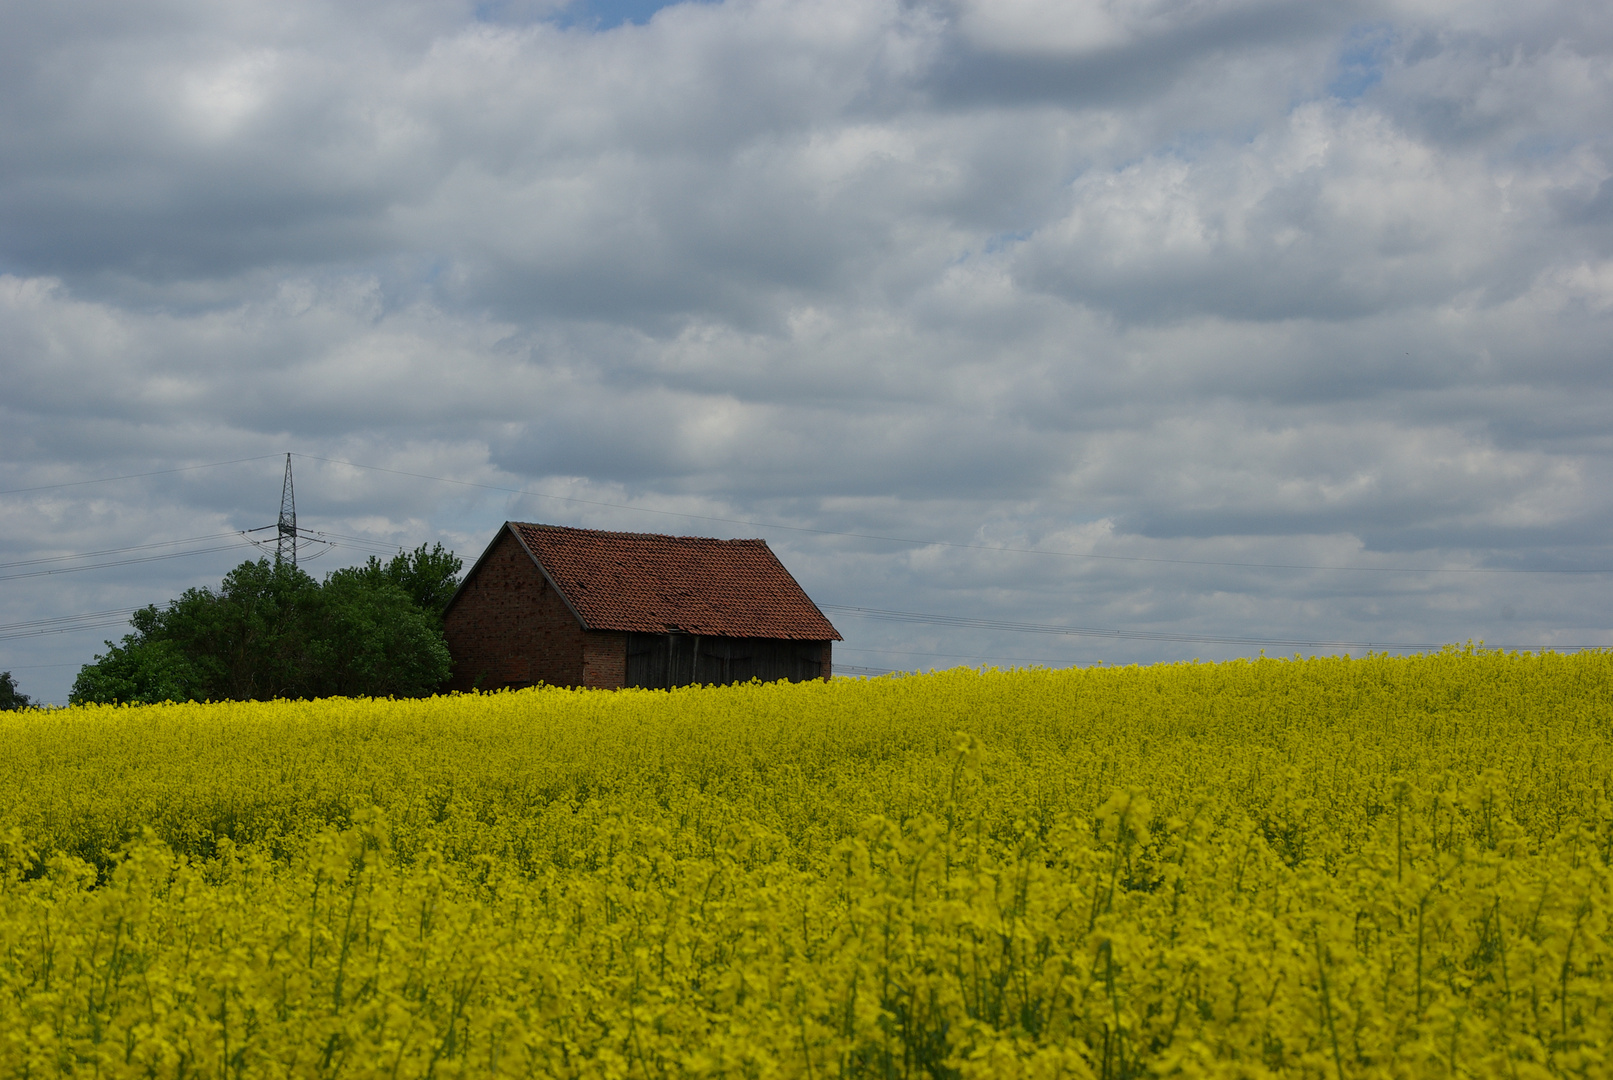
308,530,416,556
292,453,1608,577
8,451,1606,576
0,533,245,572
0,608,142,642
0,454,284,497
836,644,1104,667
0,539,258,582
820,604,1608,654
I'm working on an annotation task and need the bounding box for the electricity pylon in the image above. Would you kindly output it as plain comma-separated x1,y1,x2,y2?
241,455,331,563
277,453,297,567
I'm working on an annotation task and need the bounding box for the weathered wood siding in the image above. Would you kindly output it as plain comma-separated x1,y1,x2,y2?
625,633,830,688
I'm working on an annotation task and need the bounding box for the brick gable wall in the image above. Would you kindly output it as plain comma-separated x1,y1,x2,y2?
582,632,627,689
444,529,628,691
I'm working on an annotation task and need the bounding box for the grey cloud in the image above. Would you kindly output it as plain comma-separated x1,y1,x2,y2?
5,0,1613,705
1376,18,1613,153
923,0,1355,109
1554,177,1613,260
1012,102,1561,324
1070,409,1585,534
489,384,1058,499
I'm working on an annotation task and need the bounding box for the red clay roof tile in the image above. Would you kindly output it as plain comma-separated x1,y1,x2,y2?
508,522,841,640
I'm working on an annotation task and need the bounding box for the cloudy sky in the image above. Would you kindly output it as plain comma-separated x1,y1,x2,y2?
3,0,1611,703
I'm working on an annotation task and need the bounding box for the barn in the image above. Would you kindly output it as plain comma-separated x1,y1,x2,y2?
442,522,842,691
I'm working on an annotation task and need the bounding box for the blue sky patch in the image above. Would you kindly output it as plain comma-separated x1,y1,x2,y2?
1330,23,1393,102
473,0,704,29
557,0,705,29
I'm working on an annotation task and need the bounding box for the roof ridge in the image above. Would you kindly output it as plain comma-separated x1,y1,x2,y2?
506,521,840,640
512,521,770,545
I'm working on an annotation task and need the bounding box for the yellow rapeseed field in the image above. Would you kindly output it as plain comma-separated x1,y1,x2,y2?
1,649,1611,1077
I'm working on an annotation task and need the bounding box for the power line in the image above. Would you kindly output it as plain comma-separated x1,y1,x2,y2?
0,619,139,643
837,643,1106,666
0,608,141,642
292,453,1609,577
239,530,339,563
820,604,1610,654
0,455,284,497
0,533,245,572
7,450,1607,576
307,530,415,555
0,607,139,632
0,539,257,582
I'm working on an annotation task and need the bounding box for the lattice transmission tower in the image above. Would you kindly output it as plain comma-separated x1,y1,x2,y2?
240,454,332,563
277,453,297,567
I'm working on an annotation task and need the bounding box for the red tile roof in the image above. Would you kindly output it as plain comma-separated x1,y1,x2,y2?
507,522,841,640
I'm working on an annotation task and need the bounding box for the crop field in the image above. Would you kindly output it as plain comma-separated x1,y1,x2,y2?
2,650,1611,1078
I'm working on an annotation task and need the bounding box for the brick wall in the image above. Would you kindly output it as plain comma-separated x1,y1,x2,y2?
582,632,627,689
443,528,592,691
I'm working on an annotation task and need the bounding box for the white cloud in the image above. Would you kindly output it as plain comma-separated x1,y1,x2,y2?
1014,102,1547,322
2,0,1612,703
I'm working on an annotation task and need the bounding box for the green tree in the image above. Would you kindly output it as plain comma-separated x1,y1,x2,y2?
161,558,322,699
306,569,451,698
71,560,316,704
67,638,205,706
70,551,458,705
351,543,463,620
0,671,31,710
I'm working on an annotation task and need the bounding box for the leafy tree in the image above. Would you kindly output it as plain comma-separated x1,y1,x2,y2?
160,558,321,699
71,550,458,705
66,638,204,706
350,543,463,620
305,568,451,698
71,560,318,704
0,671,31,710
